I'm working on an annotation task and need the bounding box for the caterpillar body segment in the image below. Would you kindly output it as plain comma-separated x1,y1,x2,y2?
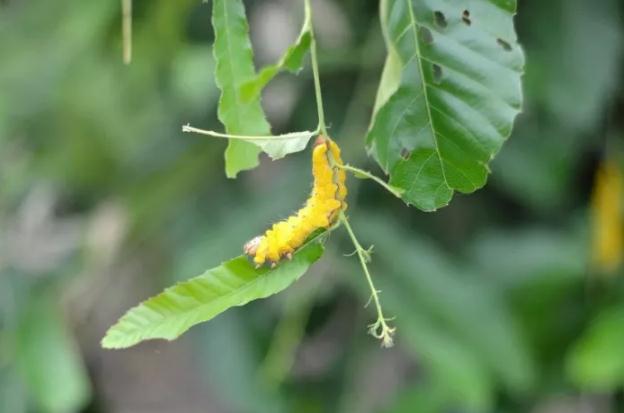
244,137,347,267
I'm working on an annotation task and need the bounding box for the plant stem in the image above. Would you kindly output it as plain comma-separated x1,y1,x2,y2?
339,212,395,347
121,0,132,64
305,0,328,136
337,164,404,199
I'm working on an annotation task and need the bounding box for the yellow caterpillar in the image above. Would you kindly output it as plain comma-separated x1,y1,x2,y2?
244,136,347,267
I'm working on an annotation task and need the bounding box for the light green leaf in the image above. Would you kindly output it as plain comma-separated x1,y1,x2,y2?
15,293,91,413
182,125,316,161
240,9,312,102
212,0,270,178
255,130,315,161
102,241,324,349
567,306,624,391
367,0,525,211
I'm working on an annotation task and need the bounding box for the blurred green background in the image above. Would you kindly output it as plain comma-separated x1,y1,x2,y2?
1,0,624,412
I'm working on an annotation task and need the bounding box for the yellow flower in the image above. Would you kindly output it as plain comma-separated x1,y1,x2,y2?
244,136,348,267
591,160,623,273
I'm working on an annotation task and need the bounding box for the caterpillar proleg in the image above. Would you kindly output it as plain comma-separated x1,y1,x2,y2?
244,136,347,267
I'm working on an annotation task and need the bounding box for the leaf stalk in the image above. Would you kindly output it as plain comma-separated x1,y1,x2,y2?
337,164,404,199
182,124,317,141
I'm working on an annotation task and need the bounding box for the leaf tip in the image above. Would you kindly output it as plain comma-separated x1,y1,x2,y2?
100,332,125,350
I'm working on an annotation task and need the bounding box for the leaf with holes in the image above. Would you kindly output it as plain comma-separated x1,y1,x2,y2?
213,0,270,178
101,241,324,349
367,0,525,211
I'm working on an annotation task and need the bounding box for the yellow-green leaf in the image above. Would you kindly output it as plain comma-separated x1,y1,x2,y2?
102,241,324,349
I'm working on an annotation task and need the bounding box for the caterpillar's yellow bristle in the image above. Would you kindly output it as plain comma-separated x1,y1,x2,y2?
244,137,347,267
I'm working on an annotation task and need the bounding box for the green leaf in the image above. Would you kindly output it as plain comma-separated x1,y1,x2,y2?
240,9,312,102
567,306,624,391
102,241,324,349
182,125,316,161
367,0,525,211
211,0,315,173
212,0,270,178
15,292,91,413
254,130,316,160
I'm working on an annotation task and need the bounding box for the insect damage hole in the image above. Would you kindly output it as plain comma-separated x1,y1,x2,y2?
419,27,433,44
400,148,411,160
497,38,512,51
462,9,471,25
432,63,443,84
433,11,448,28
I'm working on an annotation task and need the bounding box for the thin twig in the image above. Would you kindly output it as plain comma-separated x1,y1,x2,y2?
339,212,395,347
122,0,132,64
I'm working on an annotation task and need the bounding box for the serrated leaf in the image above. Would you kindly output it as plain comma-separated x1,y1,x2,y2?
367,0,525,211
102,241,324,349
240,9,312,102
212,0,270,178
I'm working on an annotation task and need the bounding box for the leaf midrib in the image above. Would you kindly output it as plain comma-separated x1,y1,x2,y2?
404,0,450,188
221,0,246,133
111,269,271,347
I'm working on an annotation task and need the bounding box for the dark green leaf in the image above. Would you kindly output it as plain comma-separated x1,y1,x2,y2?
367,0,525,211
102,241,324,349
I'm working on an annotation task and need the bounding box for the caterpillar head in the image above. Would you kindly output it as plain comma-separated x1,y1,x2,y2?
314,135,328,147
243,235,263,256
